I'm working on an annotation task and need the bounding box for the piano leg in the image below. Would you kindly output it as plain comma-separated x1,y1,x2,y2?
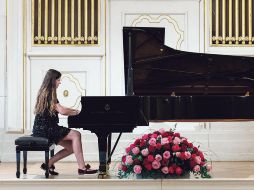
96,132,109,178
107,133,112,165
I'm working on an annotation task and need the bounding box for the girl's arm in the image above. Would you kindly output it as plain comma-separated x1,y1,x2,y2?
55,103,80,116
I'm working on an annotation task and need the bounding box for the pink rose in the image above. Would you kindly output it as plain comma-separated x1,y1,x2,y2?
159,128,165,134
141,148,149,156
161,166,169,174
117,163,123,170
206,164,212,172
161,138,169,145
133,165,142,174
163,151,171,159
193,165,200,172
185,151,191,159
125,155,133,165
155,154,162,161
148,138,157,146
152,160,161,169
194,156,201,164
173,137,181,144
132,147,140,155
175,152,181,157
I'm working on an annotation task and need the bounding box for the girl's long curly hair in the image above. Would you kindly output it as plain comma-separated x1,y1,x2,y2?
34,69,61,116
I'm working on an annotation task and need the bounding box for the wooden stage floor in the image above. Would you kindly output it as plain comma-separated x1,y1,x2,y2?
0,161,254,179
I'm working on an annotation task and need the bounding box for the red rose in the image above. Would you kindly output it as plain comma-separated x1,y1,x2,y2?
168,166,174,174
134,139,140,145
190,160,196,168
148,145,155,152
162,132,169,137
200,161,205,166
142,134,149,140
188,142,193,148
156,143,162,150
175,166,183,175
174,132,180,137
143,158,149,165
180,152,186,160
122,155,126,163
172,145,180,152
130,144,135,149
125,147,131,153
121,165,128,172
133,158,140,164
144,163,152,171
140,140,146,147
181,145,187,152
164,144,170,150
167,136,173,143
191,154,197,159
151,133,158,138
161,159,168,166
182,139,188,145
147,155,154,162
193,146,198,152
198,151,205,160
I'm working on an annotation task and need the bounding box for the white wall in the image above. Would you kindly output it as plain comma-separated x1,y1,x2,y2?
0,0,6,130
1,0,254,163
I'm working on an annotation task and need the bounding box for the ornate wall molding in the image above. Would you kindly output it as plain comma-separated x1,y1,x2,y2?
131,14,184,49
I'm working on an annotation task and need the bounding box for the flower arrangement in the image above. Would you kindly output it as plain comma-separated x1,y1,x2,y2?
118,128,211,179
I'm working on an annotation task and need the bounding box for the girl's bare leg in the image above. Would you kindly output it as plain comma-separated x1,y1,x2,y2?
60,130,86,169
48,140,73,167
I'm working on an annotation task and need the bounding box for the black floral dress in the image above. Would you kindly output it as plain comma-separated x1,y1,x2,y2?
32,102,71,144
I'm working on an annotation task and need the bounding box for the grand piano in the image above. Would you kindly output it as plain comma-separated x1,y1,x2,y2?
68,26,254,176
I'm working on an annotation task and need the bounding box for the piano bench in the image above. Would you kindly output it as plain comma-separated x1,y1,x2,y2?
14,136,55,178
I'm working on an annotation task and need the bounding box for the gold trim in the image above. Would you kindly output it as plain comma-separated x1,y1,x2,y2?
64,0,68,44
228,0,232,45
91,0,95,44
78,0,81,44
32,0,34,45
242,0,246,45
58,0,61,44
235,0,239,44
131,14,184,50
60,74,86,108
31,0,100,46
71,0,74,44
45,0,48,44
215,0,219,44
38,0,41,44
85,0,88,44
51,0,55,44
63,90,69,97
249,0,252,45
222,0,226,44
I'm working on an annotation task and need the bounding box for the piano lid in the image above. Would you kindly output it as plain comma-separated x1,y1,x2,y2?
123,27,254,96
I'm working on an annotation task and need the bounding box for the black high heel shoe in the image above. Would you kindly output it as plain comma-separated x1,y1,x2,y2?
41,163,59,175
78,164,98,175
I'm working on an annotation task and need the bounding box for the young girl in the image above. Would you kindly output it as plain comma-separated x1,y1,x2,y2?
32,69,97,175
